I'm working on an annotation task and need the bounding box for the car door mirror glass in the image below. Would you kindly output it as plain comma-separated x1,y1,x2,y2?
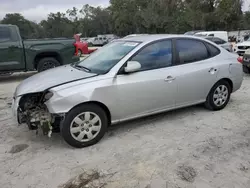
124,61,141,73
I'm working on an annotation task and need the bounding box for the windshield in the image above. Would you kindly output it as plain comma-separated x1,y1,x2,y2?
75,41,140,74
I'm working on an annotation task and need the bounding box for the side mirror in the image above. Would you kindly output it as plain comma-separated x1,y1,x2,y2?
124,61,141,73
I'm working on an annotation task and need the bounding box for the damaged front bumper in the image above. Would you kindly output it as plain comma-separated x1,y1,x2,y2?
11,96,21,123
11,93,62,137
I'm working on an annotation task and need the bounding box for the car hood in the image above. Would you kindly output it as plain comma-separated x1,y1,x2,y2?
15,65,97,96
237,41,250,46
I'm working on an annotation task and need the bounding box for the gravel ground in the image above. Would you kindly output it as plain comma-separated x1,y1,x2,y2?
1,72,250,188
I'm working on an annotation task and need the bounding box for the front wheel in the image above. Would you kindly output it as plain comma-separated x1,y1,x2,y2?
61,104,108,148
205,80,231,111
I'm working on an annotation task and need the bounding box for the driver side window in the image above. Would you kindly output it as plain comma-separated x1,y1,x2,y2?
130,40,172,71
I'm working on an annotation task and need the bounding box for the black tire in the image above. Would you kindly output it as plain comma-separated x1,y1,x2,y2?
77,49,82,57
37,57,60,72
61,104,108,148
205,80,231,111
243,65,250,74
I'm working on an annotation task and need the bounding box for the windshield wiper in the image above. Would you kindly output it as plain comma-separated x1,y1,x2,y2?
74,64,91,72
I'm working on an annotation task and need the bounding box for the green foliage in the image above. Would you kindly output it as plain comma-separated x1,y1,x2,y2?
0,0,249,38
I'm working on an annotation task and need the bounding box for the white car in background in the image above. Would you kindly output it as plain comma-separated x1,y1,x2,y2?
234,39,250,56
204,37,233,52
195,31,228,42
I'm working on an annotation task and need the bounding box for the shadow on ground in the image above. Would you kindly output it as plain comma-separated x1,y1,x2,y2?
22,104,207,149
0,72,36,83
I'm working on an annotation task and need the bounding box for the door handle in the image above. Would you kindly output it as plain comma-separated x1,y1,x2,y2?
208,68,217,73
164,76,176,82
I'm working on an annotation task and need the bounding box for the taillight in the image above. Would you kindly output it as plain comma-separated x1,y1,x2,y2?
237,56,243,63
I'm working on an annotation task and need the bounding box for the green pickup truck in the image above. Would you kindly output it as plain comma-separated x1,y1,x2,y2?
0,24,80,73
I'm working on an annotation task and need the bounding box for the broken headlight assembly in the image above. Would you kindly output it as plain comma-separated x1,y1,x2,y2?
44,91,54,101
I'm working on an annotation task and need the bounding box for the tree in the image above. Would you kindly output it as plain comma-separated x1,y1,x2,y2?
1,13,43,38
216,0,243,30
0,0,248,38
40,12,74,38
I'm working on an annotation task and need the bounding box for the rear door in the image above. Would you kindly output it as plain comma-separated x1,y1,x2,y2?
173,39,220,107
0,26,25,71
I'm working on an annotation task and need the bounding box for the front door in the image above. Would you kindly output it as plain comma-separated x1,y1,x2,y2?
174,39,219,107
0,26,25,71
114,40,178,120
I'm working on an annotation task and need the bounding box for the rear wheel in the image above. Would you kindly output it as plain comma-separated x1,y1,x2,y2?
37,57,60,72
61,104,108,148
77,49,82,57
205,80,231,111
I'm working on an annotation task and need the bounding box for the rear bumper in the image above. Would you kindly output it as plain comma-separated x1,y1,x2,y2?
71,56,80,63
63,56,80,65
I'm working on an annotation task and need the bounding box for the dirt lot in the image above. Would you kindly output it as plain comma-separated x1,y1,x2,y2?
1,72,250,188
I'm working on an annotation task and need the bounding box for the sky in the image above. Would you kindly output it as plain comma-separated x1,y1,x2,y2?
0,0,250,22
0,0,109,21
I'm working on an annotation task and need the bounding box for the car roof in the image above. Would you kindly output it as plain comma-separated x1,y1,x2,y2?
119,34,206,43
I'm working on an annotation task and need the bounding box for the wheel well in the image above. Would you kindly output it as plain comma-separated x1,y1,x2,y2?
71,101,112,125
218,78,233,92
34,52,62,69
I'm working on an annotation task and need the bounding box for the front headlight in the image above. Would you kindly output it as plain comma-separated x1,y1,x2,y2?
44,91,54,101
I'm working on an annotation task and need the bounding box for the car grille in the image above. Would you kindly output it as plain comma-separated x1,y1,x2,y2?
238,46,250,50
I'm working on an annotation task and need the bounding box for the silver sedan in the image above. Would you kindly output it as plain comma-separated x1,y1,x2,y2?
12,35,243,148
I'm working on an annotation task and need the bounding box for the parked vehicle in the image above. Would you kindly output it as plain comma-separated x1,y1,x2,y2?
195,31,228,42
0,25,80,73
104,34,120,42
184,30,204,35
204,36,233,52
123,34,149,39
74,34,97,56
87,36,108,46
242,49,250,73
12,35,243,148
234,39,250,56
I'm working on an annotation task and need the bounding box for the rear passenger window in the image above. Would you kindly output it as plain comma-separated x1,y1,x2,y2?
0,27,11,42
206,43,220,57
176,39,209,64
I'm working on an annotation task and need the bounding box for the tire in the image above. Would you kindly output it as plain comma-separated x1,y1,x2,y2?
61,104,108,148
77,49,82,57
243,65,250,74
205,80,231,111
37,57,60,72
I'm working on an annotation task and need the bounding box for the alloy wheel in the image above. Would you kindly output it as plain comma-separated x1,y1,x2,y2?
213,85,229,107
42,61,56,71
